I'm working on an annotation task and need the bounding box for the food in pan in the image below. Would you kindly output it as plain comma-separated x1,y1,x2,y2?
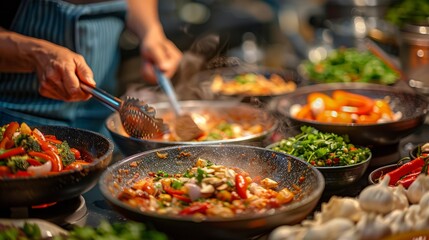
269,126,371,167
159,110,267,141
117,158,298,219
210,72,297,96
290,90,402,124
301,48,398,85
0,122,91,177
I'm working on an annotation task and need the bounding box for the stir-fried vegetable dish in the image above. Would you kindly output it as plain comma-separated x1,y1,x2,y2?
117,158,297,219
210,72,297,96
0,122,90,177
301,48,398,85
270,126,371,167
158,110,267,141
290,90,402,124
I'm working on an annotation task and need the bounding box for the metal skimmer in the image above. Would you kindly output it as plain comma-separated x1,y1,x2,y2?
81,84,164,139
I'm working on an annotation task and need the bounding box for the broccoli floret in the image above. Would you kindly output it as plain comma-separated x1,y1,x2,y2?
14,134,42,152
56,141,76,167
7,155,30,173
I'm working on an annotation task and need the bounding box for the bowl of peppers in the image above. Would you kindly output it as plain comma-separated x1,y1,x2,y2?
368,149,429,189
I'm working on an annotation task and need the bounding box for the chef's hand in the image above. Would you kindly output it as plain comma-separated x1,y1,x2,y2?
139,27,182,84
33,40,96,101
0,29,95,102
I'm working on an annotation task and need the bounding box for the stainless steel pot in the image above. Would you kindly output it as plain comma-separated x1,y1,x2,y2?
400,23,429,94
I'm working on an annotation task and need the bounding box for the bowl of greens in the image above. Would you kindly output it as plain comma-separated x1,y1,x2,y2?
299,48,399,85
267,126,372,190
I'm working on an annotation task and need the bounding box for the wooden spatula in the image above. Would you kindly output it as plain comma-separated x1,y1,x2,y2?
154,67,203,141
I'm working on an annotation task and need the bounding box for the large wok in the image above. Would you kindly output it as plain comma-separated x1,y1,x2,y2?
271,82,429,166
99,144,324,240
105,100,278,156
0,125,114,207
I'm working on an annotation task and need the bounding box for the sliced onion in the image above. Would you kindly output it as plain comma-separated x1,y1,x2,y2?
27,160,52,176
185,182,201,201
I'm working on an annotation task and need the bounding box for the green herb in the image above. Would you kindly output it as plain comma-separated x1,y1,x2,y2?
302,48,398,85
196,168,206,183
270,126,371,167
171,180,183,189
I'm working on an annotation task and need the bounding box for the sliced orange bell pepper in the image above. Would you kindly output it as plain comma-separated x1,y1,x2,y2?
307,93,339,110
315,110,353,124
295,105,313,120
332,90,375,115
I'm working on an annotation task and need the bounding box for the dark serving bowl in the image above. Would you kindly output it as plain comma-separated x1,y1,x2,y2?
99,144,324,240
266,142,371,190
272,82,429,166
106,100,278,156
0,125,114,207
368,164,398,185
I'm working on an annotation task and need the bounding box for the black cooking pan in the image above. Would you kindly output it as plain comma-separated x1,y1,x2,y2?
99,144,324,240
0,125,114,207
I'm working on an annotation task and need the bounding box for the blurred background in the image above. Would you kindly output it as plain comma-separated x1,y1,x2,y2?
117,0,428,98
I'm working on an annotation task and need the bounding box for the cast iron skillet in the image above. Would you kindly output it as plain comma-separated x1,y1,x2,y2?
0,125,114,207
99,144,324,240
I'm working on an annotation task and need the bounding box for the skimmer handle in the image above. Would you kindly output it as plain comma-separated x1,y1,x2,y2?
81,83,122,111
154,67,182,116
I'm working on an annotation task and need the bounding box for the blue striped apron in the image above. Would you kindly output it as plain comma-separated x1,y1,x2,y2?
0,0,126,133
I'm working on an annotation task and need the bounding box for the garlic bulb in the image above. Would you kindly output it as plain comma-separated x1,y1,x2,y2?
269,225,307,240
313,196,362,224
358,176,395,214
404,204,421,229
355,213,391,240
303,218,354,240
392,184,409,210
407,174,429,204
383,210,411,234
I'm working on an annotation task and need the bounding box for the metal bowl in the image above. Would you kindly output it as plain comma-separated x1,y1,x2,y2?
266,142,371,190
105,100,278,156
271,82,429,166
0,125,114,207
99,144,324,240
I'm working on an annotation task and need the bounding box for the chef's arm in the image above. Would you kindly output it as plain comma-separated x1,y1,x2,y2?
125,0,182,83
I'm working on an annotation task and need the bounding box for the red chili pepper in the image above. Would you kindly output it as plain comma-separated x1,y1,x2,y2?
0,166,10,176
28,151,62,172
385,157,425,186
45,150,63,172
0,147,26,159
70,148,81,160
46,138,62,145
2,122,19,141
396,172,420,188
162,181,185,195
235,173,249,199
26,158,42,166
173,194,192,203
14,170,32,177
179,203,209,215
